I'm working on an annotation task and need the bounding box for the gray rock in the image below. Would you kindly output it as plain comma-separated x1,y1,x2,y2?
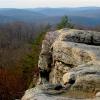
65,61,100,92
22,29,100,100
21,85,100,100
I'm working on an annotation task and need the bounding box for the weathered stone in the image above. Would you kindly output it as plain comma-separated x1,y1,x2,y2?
65,61,100,92
49,61,71,84
96,92,100,97
50,29,100,84
63,72,75,85
22,29,100,100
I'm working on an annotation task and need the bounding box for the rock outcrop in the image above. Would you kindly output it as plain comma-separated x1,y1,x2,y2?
22,29,100,100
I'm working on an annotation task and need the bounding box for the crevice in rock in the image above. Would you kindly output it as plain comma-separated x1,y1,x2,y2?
56,60,75,68
54,84,63,90
80,71,100,76
63,33,100,46
68,78,75,84
39,68,50,82
39,53,53,83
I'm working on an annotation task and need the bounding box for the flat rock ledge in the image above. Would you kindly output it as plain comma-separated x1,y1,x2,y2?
21,85,100,100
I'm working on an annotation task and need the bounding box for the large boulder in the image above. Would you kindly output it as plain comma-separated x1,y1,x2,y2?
22,29,100,100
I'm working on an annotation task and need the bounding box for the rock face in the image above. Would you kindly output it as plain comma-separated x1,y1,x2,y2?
22,29,100,100
63,61,100,92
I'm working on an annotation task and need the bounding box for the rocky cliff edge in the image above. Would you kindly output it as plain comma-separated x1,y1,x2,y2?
22,29,100,100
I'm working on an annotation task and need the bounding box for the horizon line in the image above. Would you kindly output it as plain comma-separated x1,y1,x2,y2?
0,6,100,9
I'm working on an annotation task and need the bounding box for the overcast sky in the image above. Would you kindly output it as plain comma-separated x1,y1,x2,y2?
0,0,100,8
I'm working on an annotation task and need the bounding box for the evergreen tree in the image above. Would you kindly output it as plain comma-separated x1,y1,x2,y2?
57,16,74,29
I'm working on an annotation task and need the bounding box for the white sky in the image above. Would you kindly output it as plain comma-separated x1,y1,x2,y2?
0,0,100,8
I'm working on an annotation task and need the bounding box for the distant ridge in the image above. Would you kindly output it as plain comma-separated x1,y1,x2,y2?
0,7,100,26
